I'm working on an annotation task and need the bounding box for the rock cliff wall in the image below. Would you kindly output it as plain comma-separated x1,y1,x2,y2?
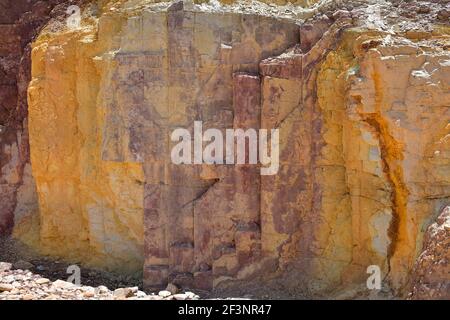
0,0,76,238
1,0,449,298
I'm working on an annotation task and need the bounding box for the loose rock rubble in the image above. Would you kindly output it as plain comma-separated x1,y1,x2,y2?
0,262,200,300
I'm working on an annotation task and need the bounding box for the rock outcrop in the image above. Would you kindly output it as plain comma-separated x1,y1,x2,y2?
0,0,78,237
409,206,450,299
0,0,448,298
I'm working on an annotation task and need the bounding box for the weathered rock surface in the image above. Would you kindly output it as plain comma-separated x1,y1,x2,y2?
314,24,450,294
0,0,447,299
409,206,450,299
0,0,82,240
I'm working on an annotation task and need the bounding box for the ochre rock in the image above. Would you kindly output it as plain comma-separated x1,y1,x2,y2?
1,0,448,298
0,0,75,238
315,27,450,294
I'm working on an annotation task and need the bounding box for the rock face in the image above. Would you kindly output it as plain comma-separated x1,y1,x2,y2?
1,0,449,298
0,0,74,237
315,26,450,293
409,206,450,299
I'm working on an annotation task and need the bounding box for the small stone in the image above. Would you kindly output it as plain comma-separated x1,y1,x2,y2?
128,286,139,294
13,260,34,271
22,294,34,300
52,279,75,289
81,286,96,298
165,283,179,294
172,293,187,300
81,285,94,291
184,291,196,299
0,283,14,292
113,287,135,299
158,290,172,298
437,9,450,20
10,288,19,294
0,262,12,272
95,285,109,294
36,278,50,285
113,288,126,298
136,290,146,298
83,288,95,298
2,275,15,283
417,6,431,14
